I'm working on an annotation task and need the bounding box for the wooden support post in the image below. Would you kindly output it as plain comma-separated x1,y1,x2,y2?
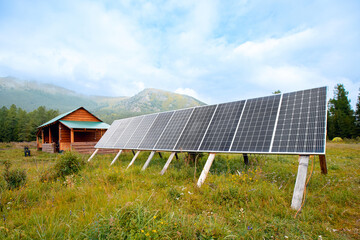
49,127,52,143
161,152,176,175
243,153,249,165
110,150,122,166
42,130,44,144
87,149,99,162
70,129,74,143
188,152,197,163
158,152,163,159
36,135,39,150
127,151,140,169
175,153,179,160
291,155,309,210
319,155,327,174
142,151,155,171
197,153,216,188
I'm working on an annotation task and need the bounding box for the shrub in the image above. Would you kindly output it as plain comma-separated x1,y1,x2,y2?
55,152,85,178
40,151,85,182
2,161,27,190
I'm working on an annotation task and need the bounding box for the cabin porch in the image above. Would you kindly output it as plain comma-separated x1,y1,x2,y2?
37,122,107,153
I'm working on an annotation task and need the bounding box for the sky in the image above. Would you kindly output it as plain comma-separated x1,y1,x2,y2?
0,0,359,107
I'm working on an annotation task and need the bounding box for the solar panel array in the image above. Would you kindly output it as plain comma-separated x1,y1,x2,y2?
95,87,327,154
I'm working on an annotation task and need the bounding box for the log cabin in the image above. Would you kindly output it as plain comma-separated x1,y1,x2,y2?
36,107,113,154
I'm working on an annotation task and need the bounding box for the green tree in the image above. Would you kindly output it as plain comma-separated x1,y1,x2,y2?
0,106,8,141
0,105,59,142
327,84,356,139
355,88,360,136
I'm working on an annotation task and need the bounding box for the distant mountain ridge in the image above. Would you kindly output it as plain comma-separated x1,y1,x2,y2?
0,77,205,123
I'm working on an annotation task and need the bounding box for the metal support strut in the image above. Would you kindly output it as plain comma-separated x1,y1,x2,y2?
243,153,249,165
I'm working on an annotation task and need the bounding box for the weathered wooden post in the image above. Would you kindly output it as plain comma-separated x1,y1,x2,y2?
161,152,176,175
291,155,309,210
127,151,140,169
142,151,155,170
197,153,216,187
319,155,327,174
110,150,122,166
87,149,99,162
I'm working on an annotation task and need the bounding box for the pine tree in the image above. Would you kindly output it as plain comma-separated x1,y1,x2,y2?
0,106,8,141
327,84,356,139
4,105,19,142
355,88,360,136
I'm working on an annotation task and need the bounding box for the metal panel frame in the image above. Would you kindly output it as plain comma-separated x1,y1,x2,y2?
95,87,327,155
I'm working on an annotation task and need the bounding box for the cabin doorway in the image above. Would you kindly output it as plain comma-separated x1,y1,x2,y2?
49,124,59,152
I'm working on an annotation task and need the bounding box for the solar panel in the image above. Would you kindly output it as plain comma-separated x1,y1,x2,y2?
230,95,281,152
96,87,327,155
199,100,246,152
271,87,327,154
94,120,122,148
124,114,158,149
138,111,174,150
113,116,144,148
103,118,132,148
154,108,194,151
175,105,217,151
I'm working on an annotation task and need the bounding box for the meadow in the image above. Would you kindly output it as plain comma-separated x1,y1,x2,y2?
0,142,359,239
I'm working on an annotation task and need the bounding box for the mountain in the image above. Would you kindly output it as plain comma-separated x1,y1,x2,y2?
0,77,205,123
0,77,101,111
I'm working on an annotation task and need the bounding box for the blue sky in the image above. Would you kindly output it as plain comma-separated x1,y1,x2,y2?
0,0,359,106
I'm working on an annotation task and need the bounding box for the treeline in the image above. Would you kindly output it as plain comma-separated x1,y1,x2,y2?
0,105,59,142
327,84,360,140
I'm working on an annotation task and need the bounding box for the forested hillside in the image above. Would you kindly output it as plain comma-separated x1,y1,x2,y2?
0,105,59,142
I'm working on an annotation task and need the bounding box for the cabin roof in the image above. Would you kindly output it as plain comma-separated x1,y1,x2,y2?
38,107,102,128
59,120,110,129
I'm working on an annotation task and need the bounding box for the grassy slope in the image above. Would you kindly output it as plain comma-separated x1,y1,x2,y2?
0,142,359,239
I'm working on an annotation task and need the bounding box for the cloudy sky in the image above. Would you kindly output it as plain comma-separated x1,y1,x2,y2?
0,0,359,106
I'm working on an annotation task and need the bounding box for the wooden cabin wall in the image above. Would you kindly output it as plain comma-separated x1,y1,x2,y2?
59,123,71,151
61,108,100,122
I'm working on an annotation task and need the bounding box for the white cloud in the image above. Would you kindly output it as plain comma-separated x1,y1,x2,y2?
175,88,200,99
0,0,359,107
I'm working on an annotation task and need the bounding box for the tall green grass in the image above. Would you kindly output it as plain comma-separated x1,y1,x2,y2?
0,142,359,239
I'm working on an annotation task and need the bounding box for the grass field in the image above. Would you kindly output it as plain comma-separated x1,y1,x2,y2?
0,142,359,239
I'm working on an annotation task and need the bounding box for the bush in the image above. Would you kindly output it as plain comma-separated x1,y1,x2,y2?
55,152,85,178
2,161,27,190
40,152,85,182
